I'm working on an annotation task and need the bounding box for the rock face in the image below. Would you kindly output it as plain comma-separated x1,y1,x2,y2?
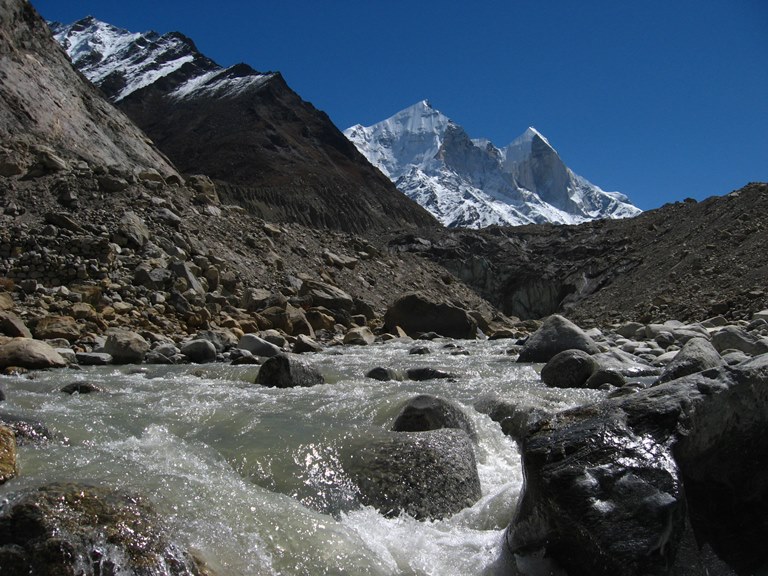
0,482,202,575
347,429,481,520
0,338,67,369
51,17,436,236
517,314,599,363
255,354,324,388
384,293,477,339
507,356,768,575
0,1,178,177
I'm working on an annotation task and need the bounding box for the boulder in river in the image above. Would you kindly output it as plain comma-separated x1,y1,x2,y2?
0,482,203,575
507,355,768,575
392,394,475,440
0,338,67,370
517,314,599,363
346,429,481,520
656,337,724,384
237,334,282,358
384,293,477,339
180,339,217,363
540,349,599,389
255,354,324,388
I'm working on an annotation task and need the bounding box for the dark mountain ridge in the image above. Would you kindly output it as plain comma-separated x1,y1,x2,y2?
51,16,437,235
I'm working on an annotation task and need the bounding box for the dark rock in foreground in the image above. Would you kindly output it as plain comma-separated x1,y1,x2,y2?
346,429,480,520
507,354,768,575
0,482,203,575
255,354,324,388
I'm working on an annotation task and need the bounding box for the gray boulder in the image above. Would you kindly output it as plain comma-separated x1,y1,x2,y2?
103,330,149,364
406,367,454,381
299,280,354,312
384,293,477,339
75,352,113,366
180,339,217,363
365,367,401,381
656,337,724,384
0,338,67,370
343,326,375,345
507,356,768,575
237,334,282,357
255,355,324,388
392,394,475,440
592,348,660,377
712,326,768,356
517,315,599,363
540,349,599,389
346,429,481,520
293,334,323,354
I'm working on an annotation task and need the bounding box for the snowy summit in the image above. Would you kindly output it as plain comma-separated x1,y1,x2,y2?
345,101,641,228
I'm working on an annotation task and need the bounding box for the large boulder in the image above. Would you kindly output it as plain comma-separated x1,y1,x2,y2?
33,315,81,342
103,330,149,364
0,312,32,338
238,334,282,357
384,293,477,339
299,280,354,313
712,326,768,356
391,394,475,440
346,429,481,520
343,326,375,345
0,483,203,575
507,356,768,575
180,339,217,363
0,338,67,370
517,314,599,363
255,354,324,388
656,337,724,384
540,349,599,388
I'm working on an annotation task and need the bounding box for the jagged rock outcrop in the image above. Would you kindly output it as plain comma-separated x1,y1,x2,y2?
507,355,768,575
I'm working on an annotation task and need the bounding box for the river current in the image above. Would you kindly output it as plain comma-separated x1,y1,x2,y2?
0,338,602,575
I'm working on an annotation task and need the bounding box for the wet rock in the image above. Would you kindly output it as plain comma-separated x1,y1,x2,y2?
103,330,149,364
584,367,627,389
592,348,660,377
144,351,175,365
409,345,431,355
238,334,282,357
61,382,103,394
392,394,475,439
656,337,724,384
384,293,477,339
343,326,375,345
0,338,67,370
365,367,401,381
474,396,551,442
0,483,203,575
507,358,768,576
346,429,481,520
517,314,599,363
0,413,54,445
0,312,32,338
0,425,16,483
180,339,217,363
406,367,455,381
255,354,324,388
540,349,599,389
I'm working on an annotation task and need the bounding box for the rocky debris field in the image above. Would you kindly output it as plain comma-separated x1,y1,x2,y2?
395,182,768,326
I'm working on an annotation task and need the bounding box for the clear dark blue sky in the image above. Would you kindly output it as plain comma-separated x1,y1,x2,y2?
32,0,768,210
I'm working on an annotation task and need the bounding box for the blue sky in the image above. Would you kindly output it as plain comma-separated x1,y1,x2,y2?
32,0,767,210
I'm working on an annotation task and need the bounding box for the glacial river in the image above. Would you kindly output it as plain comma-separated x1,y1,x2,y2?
0,338,602,575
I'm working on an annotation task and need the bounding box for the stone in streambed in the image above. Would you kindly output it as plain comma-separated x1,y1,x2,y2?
392,394,475,440
0,338,67,370
517,314,599,363
656,337,724,384
255,354,324,388
103,330,149,364
180,339,217,363
540,349,599,389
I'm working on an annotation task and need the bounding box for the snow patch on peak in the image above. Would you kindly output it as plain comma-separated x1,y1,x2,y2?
345,101,642,228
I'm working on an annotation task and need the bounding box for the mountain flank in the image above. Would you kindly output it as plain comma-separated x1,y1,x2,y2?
50,17,437,235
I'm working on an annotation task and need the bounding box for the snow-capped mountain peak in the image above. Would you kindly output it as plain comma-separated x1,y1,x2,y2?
344,102,641,228
50,17,274,103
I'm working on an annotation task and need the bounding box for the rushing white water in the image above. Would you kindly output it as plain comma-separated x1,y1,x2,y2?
0,338,602,575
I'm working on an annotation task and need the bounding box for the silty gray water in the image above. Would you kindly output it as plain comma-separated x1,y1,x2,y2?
0,338,602,575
